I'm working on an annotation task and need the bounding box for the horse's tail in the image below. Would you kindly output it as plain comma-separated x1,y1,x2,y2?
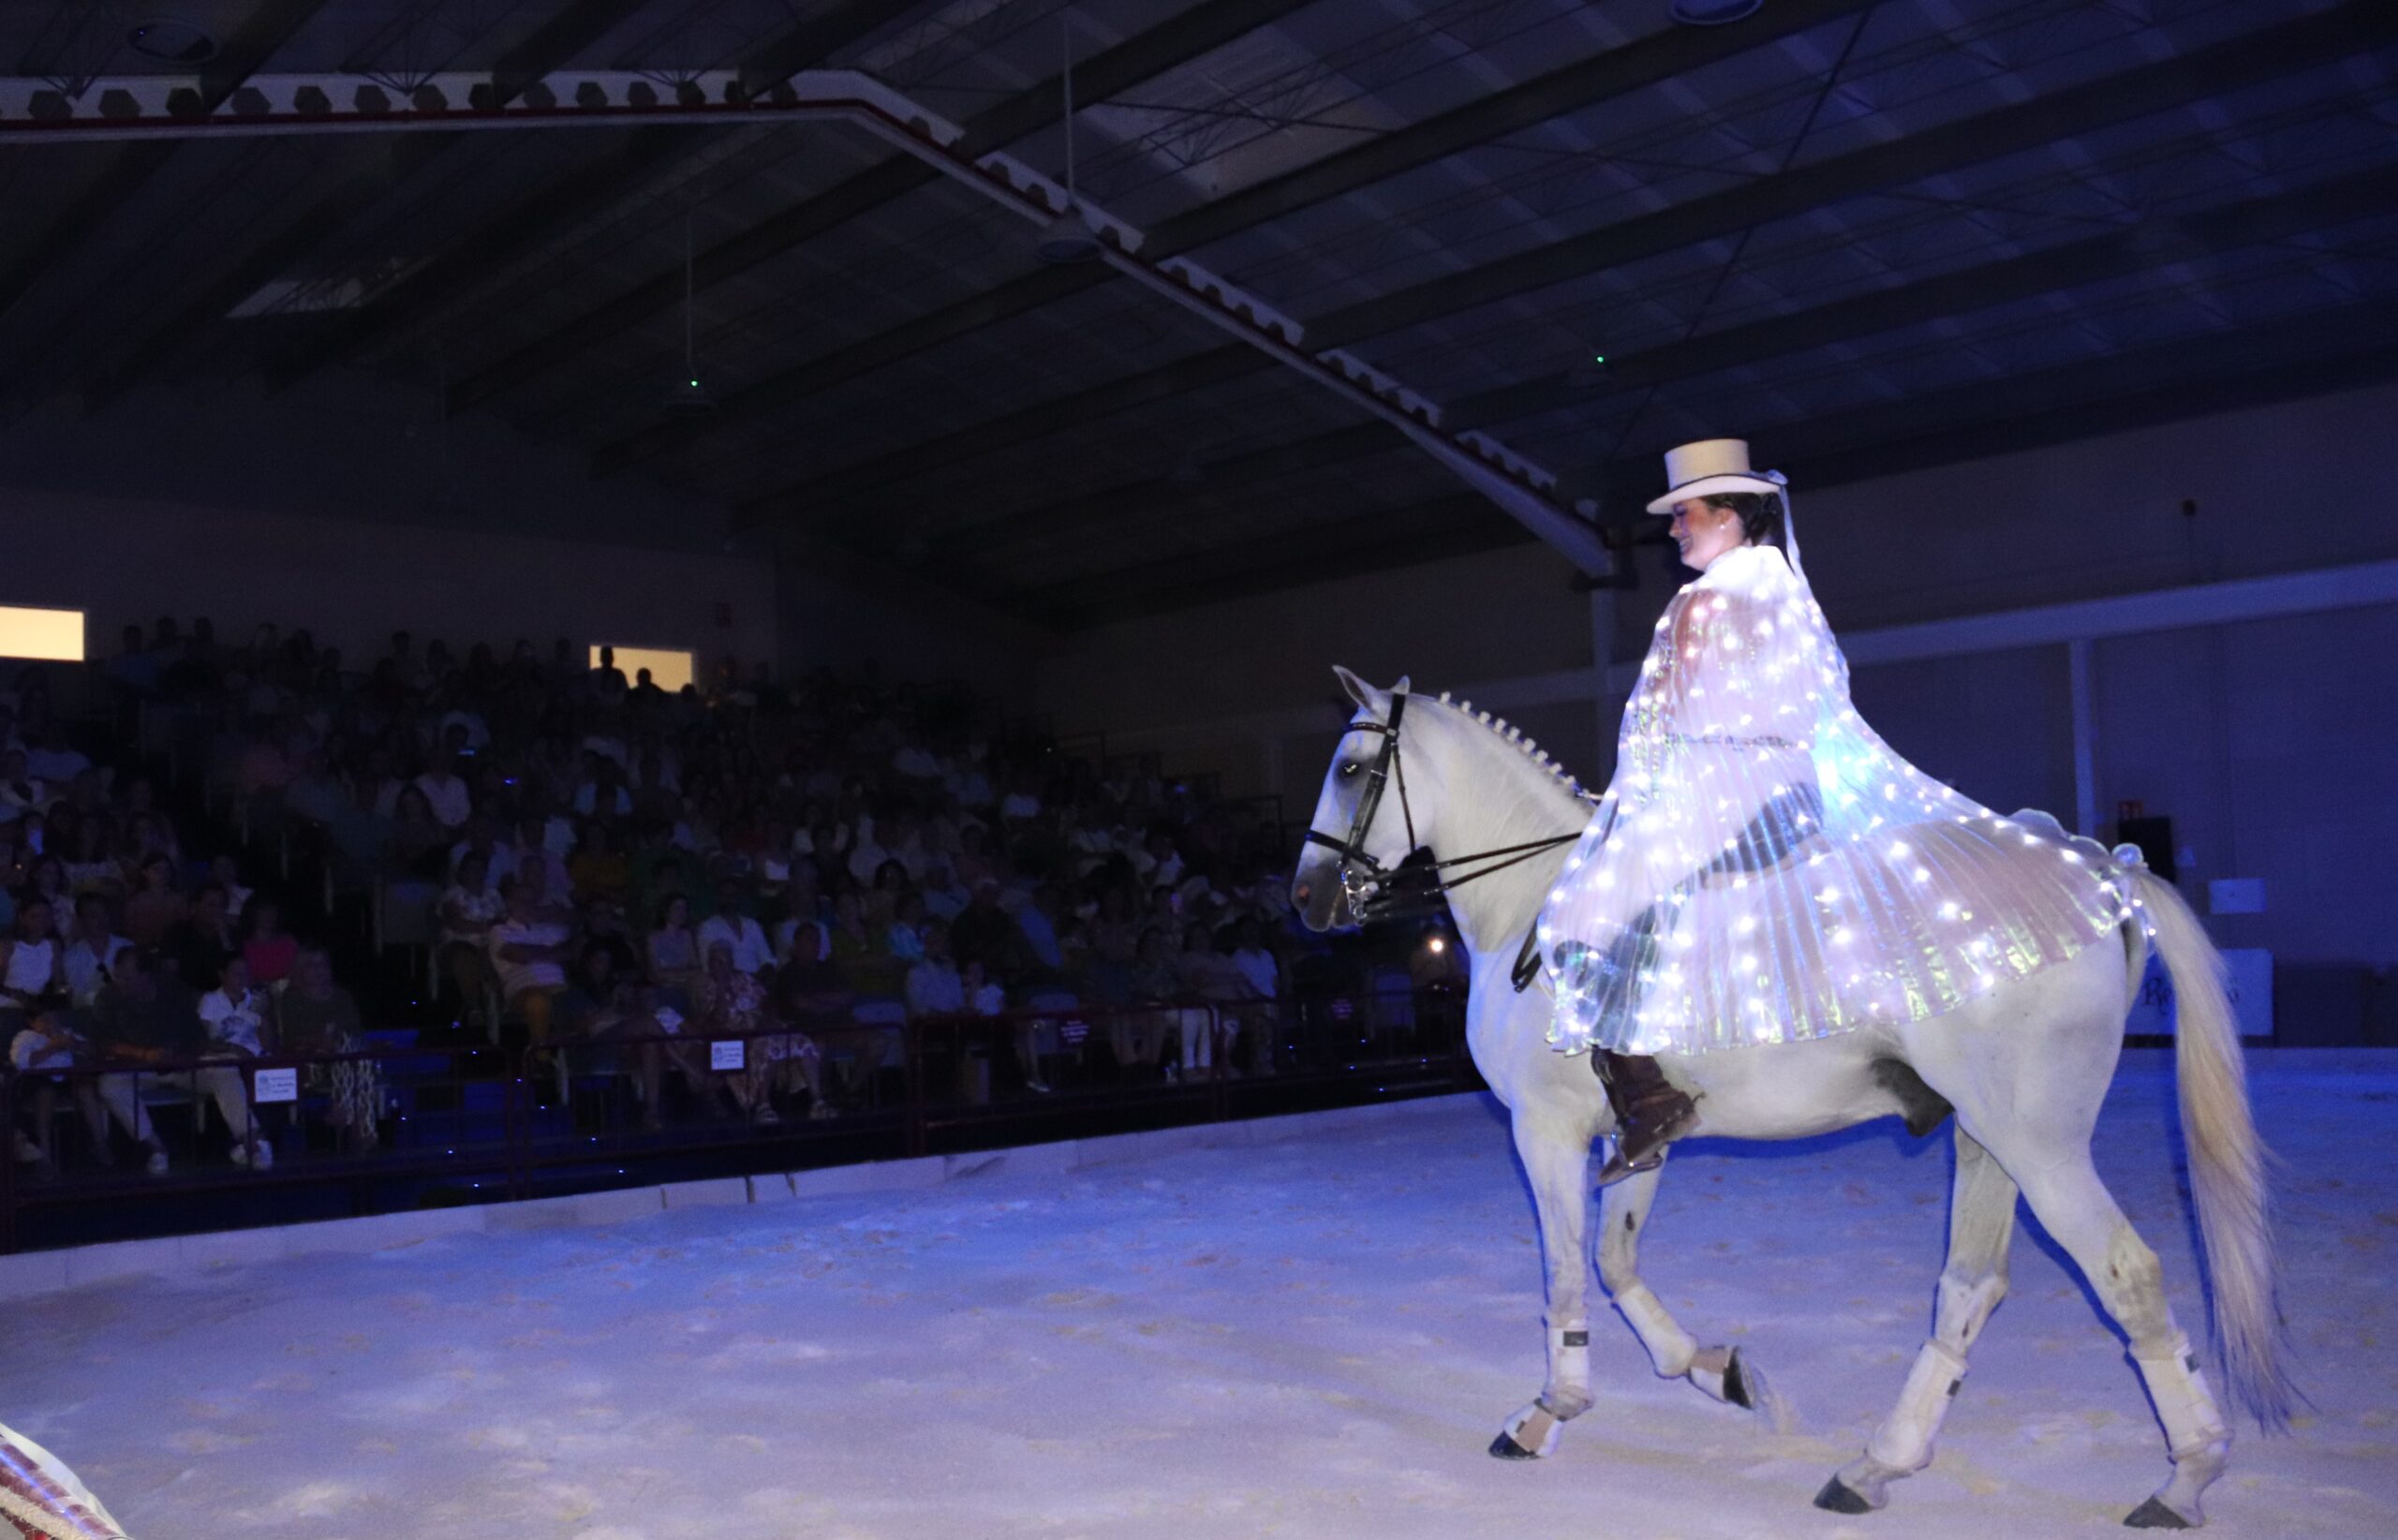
2135,868,2293,1426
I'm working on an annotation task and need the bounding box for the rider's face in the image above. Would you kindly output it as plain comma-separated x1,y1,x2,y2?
1668,499,1745,572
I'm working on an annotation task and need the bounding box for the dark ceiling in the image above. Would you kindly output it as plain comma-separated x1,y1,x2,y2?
2,0,2393,626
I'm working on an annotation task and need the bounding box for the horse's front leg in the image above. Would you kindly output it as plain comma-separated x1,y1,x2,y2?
1492,1113,1599,1459
1600,1158,1772,1415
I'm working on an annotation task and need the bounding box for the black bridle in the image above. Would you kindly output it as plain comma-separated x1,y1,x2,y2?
1302,689,1583,926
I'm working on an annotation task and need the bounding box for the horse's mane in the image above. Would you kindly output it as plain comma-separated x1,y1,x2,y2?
1424,689,1586,800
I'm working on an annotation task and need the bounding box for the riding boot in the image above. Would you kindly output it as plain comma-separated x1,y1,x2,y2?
1593,1051,1696,1185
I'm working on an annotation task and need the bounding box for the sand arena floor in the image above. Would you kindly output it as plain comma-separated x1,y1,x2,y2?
2,1050,2392,1539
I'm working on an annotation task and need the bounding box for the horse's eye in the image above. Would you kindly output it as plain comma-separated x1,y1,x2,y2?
1340,762,1361,778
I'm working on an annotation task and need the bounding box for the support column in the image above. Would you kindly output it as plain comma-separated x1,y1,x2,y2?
2068,637,2097,837
1589,588,1617,762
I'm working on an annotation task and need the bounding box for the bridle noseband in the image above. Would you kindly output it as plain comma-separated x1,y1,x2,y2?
1302,689,1582,926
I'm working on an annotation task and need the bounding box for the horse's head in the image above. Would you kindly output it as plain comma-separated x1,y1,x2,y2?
1293,665,1420,932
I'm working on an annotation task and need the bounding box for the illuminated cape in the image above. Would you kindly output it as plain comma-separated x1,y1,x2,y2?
1537,542,2130,1057
0,1420,128,1539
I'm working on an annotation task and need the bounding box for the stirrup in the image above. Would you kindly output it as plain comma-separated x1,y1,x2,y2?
1595,1144,1666,1187
1596,1103,1697,1186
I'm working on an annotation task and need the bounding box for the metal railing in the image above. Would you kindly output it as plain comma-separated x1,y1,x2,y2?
0,985,1474,1254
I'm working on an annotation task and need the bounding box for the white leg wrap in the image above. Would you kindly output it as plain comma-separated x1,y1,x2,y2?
1865,1340,1968,1473
1615,1283,1697,1380
1545,1321,1593,1419
2134,1334,2230,1461
1500,1399,1564,1458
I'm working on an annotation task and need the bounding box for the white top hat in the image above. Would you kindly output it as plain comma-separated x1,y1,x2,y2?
1646,438,1783,514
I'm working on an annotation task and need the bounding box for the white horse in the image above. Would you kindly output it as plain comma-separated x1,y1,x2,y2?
1291,668,2287,1530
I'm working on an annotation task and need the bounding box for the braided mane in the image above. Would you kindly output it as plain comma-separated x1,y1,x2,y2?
1428,689,1583,796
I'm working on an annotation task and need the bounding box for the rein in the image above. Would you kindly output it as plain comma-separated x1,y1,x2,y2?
1302,689,1582,927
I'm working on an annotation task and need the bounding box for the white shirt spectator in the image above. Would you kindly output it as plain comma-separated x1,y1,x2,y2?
847,833,892,885
573,782,632,818
24,742,90,783
450,840,518,885
439,882,506,947
488,915,570,997
999,790,1042,822
697,911,774,976
414,771,473,829
199,986,267,1055
439,709,492,751
581,733,629,768
905,957,965,1019
892,745,942,780
62,933,130,1007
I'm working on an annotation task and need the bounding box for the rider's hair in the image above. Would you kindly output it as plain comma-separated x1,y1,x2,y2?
1699,491,1786,554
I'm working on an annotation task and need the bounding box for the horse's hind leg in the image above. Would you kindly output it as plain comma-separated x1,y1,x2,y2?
1818,1127,2018,1515
1492,1114,1598,1459
2008,1151,2230,1528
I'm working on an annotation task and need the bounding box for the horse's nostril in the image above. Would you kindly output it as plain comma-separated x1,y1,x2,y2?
1294,881,1312,905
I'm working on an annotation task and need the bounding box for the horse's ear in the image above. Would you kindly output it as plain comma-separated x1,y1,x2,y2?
1332,665,1382,712
1392,674,1412,696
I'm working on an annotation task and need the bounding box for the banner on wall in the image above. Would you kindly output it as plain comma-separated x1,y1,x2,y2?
2125,947,2272,1041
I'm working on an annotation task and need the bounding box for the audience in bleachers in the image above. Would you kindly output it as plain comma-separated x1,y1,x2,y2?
4,614,1336,1179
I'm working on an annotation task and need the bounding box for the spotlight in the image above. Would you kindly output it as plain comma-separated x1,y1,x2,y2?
1669,0,1764,23
1037,207,1102,264
127,17,218,63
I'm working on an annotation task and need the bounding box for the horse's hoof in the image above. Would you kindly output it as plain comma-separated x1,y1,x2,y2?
1813,1477,1875,1516
2124,1496,2196,1530
1723,1348,1754,1410
1489,1430,1540,1460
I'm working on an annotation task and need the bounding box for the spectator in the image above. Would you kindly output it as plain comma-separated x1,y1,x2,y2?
61,894,129,1008
553,942,666,1132
123,853,185,948
438,851,505,1029
241,899,298,988
0,748,47,821
386,784,449,880
902,918,963,1022
693,938,813,1120
274,945,380,1153
950,879,1024,983
568,821,630,907
9,1001,110,1171
489,875,572,1044
0,896,67,1033
98,945,264,1170
24,725,90,786
645,893,701,1004
198,955,270,1063
167,883,240,993
1014,883,1064,976
209,853,253,922
696,879,772,977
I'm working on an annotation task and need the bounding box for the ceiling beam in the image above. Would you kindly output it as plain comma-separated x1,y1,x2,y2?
736,0,2398,524
0,0,328,326
451,0,1319,418
261,0,902,393
1443,160,2398,434
1302,0,2397,351
1026,493,1508,626
79,0,657,413
945,422,1400,559
965,157,2398,548
688,0,1885,507
1037,298,2398,624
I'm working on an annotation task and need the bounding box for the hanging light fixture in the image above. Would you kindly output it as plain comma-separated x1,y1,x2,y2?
1037,15,1102,264
659,209,714,413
